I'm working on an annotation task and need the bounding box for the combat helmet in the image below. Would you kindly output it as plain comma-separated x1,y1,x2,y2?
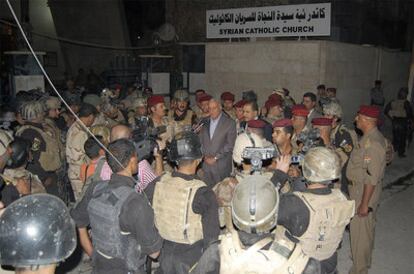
232,174,279,234
0,194,77,267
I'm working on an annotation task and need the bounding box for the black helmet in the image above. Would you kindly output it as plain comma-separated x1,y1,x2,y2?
168,131,202,163
7,137,31,168
0,194,77,267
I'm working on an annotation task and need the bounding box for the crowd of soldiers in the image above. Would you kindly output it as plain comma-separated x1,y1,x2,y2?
0,81,410,274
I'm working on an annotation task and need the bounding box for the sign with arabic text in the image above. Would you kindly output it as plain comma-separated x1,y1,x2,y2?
206,3,331,39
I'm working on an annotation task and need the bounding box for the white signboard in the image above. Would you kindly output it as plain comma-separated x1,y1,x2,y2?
14,75,45,93
207,3,331,39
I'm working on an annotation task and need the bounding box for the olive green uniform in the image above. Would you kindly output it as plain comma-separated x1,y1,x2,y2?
346,127,386,274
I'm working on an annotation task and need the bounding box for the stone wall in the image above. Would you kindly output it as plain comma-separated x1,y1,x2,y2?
205,40,411,124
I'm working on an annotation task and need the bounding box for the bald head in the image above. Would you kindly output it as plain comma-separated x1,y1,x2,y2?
110,125,132,142
209,99,222,119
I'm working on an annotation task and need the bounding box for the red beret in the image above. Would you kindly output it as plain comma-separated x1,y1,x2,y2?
291,104,309,117
358,105,380,119
268,93,283,102
147,95,164,107
234,99,247,108
221,92,235,101
199,94,212,103
311,117,333,126
247,119,266,129
195,91,206,102
265,99,282,110
272,118,293,128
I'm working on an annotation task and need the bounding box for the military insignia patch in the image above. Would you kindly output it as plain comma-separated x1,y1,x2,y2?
32,138,41,151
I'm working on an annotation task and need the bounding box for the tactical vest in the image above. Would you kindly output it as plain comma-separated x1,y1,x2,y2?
44,118,65,162
219,230,309,274
389,100,407,118
153,172,205,244
169,109,194,136
16,124,62,172
87,182,144,271
293,189,355,260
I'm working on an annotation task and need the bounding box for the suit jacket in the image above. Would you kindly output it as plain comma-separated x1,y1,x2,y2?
200,113,237,187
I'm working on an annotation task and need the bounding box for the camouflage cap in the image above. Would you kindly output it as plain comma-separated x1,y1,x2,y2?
19,101,45,121
45,97,61,110
131,97,147,109
83,94,102,107
174,89,189,101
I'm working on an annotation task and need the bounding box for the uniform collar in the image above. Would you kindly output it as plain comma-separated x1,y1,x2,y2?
305,186,332,195
25,121,42,129
361,127,378,142
174,109,190,121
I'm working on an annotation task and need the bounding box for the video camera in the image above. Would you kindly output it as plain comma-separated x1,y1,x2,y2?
297,128,320,153
242,146,277,172
132,116,167,161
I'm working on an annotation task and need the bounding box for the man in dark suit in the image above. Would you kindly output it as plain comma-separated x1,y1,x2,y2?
303,92,322,129
200,99,237,187
242,101,273,142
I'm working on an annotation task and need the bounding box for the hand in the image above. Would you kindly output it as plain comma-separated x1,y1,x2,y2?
15,178,31,195
156,139,166,151
288,166,301,178
275,155,291,173
204,156,217,165
154,140,166,158
357,203,369,217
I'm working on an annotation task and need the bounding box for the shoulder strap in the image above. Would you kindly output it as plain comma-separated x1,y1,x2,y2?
245,237,274,254
91,180,110,198
93,158,106,180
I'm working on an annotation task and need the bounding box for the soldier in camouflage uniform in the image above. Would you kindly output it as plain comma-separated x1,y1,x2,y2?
66,103,97,200
263,97,284,125
15,101,62,198
168,89,197,135
323,102,357,195
1,137,46,206
43,96,72,203
127,97,148,129
148,95,173,144
220,92,236,120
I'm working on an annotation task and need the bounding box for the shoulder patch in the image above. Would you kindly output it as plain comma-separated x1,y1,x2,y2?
32,137,41,151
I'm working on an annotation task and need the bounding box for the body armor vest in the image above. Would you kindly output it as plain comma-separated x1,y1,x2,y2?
389,100,407,118
87,182,143,271
169,109,194,136
44,118,65,161
153,172,205,244
293,189,355,260
219,230,309,274
16,124,62,171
